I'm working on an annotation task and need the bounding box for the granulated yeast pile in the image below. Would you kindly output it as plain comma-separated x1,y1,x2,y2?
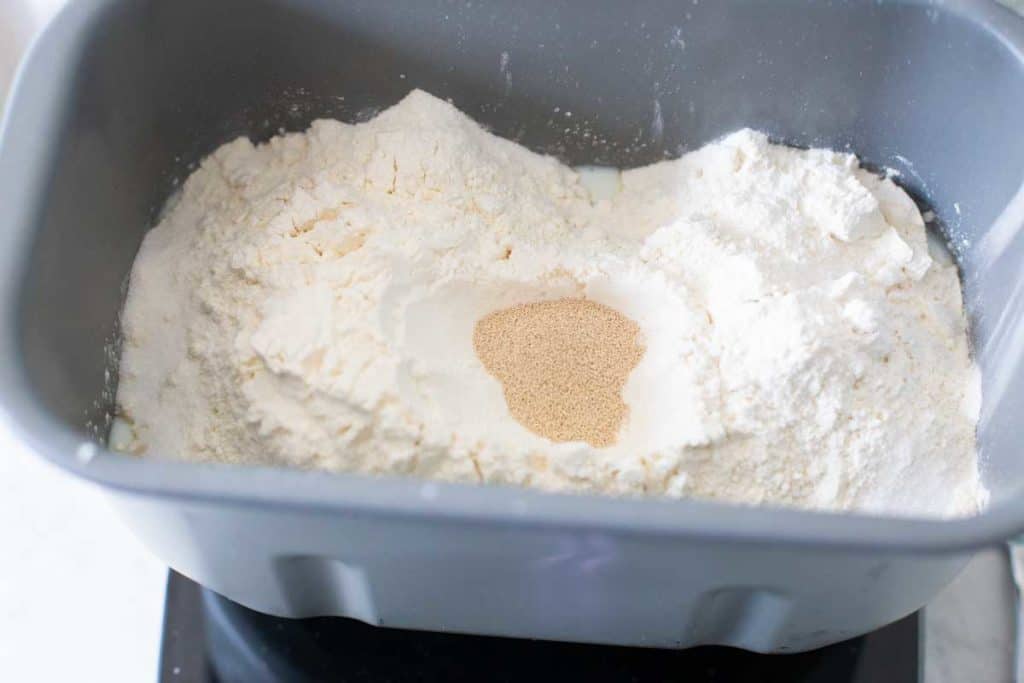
473,298,645,448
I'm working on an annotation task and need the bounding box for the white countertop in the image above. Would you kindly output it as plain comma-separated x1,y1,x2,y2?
925,548,1015,682
0,433,166,682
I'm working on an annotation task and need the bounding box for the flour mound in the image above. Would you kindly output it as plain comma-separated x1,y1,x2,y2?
113,89,986,517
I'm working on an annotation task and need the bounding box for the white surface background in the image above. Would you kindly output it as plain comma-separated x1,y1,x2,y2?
1,2,167,682
1,1,1020,682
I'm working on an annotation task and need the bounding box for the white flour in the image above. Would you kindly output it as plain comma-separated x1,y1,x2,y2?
113,90,986,517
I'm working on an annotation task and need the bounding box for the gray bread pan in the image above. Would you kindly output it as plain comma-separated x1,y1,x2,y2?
1,0,1023,651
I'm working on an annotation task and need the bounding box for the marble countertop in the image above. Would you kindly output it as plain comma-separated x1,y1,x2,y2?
925,549,1015,682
